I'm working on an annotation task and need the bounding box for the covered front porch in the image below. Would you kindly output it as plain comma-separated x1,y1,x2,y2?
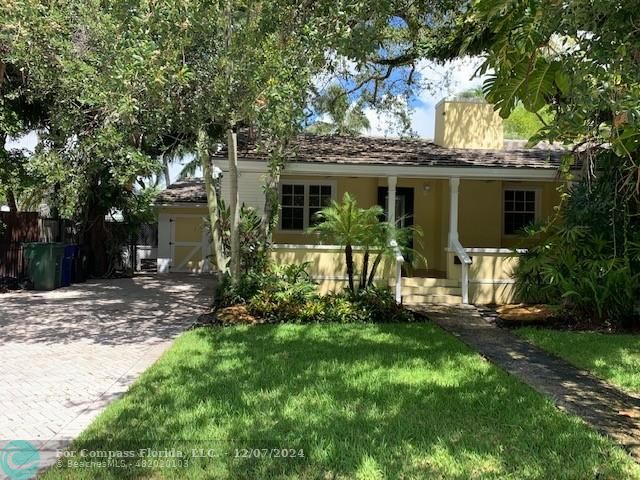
271,174,560,305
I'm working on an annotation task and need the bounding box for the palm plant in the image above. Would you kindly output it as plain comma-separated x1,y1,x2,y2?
365,221,423,286
311,193,367,291
311,193,423,293
307,84,370,136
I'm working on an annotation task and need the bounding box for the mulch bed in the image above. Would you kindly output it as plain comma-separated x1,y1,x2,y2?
192,305,266,328
485,303,640,333
192,303,422,328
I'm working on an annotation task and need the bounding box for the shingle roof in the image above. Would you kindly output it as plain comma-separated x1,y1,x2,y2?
156,179,207,203
159,135,567,204
224,134,565,170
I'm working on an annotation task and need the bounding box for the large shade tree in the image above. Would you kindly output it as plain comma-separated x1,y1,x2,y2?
1,0,188,274
145,0,473,277
459,0,640,196
2,0,473,277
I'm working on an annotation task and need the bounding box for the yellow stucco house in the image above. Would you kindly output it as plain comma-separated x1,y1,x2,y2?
156,98,565,305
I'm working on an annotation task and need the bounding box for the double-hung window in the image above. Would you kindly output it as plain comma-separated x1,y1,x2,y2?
280,182,334,231
503,189,537,235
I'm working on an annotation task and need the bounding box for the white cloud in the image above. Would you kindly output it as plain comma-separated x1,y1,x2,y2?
409,106,433,138
366,56,486,139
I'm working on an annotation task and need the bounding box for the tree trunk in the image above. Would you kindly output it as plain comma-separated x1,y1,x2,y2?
367,252,383,287
5,189,18,213
228,128,241,279
198,128,227,274
0,133,16,213
162,154,171,186
261,167,280,247
345,243,355,292
89,213,107,276
360,249,369,289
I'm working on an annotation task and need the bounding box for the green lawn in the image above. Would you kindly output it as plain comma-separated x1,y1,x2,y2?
517,327,640,395
45,324,639,479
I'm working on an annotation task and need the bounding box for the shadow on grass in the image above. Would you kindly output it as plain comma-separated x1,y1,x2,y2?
518,327,640,394
45,323,638,479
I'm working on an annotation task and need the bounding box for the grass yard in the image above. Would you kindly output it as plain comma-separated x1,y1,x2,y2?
517,327,640,395
45,323,640,479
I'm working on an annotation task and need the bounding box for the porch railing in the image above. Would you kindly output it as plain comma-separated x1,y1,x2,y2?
451,238,471,304
389,239,404,303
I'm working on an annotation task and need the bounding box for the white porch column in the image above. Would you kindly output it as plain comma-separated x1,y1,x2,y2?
387,176,402,302
387,176,397,227
448,177,470,304
448,177,460,248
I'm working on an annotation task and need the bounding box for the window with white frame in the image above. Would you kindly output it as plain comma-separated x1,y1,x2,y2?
503,189,537,235
280,182,334,230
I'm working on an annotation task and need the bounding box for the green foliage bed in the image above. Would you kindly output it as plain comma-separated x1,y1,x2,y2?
216,263,413,324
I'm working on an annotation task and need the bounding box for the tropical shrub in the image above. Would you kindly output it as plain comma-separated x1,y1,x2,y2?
350,286,414,323
247,265,318,323
512,236,558,305
513,172,640,325
217,200,268,274
321,293,362,323
215,263,313,308
215,264,414,324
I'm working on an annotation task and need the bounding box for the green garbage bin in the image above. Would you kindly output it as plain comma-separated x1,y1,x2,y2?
23,243,66,290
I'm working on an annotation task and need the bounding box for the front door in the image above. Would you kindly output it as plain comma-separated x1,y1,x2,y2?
377,187,414,249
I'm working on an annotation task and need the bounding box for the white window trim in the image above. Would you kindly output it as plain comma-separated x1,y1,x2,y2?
278,180,337,233
502,186,542,236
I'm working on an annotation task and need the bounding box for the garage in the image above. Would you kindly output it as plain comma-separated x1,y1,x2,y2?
156,176,265,274
155,179,211,273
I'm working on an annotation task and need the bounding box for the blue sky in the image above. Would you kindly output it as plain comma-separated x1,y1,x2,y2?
362,57,484,138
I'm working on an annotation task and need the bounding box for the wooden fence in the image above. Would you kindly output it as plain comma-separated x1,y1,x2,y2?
0,212,40,243
0,212,74,282
0,213,158,282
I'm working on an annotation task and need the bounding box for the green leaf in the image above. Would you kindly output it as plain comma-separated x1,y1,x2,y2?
612,126,640,155
522,59,556,113
483,61,530,118
554,69,570,96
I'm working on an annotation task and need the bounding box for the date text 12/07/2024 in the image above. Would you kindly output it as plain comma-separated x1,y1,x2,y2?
233,449,305,459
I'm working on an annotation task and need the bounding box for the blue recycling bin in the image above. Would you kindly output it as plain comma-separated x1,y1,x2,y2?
68,244,80,282
61,244,76,286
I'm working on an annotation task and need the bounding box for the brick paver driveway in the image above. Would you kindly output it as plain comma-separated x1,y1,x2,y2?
0,274,212,472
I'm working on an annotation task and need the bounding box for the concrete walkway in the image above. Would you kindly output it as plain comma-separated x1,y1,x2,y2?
412,304,640,462
0,274,213,476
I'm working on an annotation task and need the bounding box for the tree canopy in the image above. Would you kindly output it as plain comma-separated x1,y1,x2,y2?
7,0,638,279
462,0,640,180
1,0,472,274
307,84,371,136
